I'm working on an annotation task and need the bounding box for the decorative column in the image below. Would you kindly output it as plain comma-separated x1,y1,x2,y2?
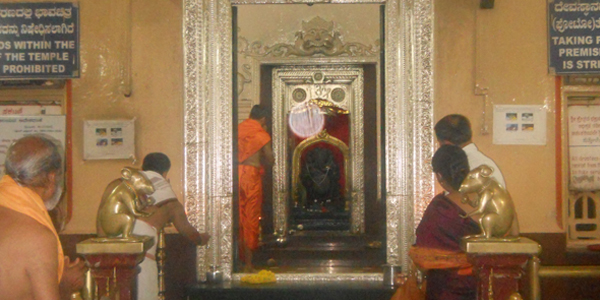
461,237,541,300
77,237,153,300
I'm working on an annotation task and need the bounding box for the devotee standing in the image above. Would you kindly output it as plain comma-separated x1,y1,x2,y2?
238,105,274,272
434,114,506,188
0,135,86,300
411,145,479,300
134,152,210,300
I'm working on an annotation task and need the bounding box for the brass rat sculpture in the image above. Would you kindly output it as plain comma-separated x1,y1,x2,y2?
96,167,155,241
459,165,519,241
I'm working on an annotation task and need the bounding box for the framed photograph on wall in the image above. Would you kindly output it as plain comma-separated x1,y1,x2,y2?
493,105,547,145
83,119,135,160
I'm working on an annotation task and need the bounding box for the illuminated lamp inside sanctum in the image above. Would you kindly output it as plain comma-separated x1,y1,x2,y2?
288,102,325,139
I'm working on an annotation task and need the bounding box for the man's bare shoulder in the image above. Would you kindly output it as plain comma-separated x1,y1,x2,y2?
0,207,59,300
0,206,56,248
0,207,58,263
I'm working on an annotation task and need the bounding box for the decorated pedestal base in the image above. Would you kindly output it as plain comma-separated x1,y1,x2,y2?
76,237,153,300
461,237,541,300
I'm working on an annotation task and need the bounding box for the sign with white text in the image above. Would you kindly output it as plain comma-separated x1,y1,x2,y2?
1,104,62,115
568,105,600,190
0,2,79,79
548,0,600,74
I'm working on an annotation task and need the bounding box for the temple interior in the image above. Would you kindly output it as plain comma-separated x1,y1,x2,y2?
2,0,600,299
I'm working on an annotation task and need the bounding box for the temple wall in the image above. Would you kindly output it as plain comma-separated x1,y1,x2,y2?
0,0,559,234
435,0,560,233
67,0,184,233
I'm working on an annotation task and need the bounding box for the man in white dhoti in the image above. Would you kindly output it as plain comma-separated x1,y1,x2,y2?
133,153,210,300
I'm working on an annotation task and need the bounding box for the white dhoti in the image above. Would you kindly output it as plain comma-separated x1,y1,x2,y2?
132,219,158,300
133,171,177,300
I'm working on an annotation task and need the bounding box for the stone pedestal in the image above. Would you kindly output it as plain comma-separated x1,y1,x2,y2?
76,237,153,300
461,237,541,300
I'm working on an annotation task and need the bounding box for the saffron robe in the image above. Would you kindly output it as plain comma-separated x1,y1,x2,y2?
238,118,271,253
413,193,480,300
0,175,65,281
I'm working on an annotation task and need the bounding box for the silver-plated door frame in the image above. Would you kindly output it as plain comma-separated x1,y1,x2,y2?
183,0,435,281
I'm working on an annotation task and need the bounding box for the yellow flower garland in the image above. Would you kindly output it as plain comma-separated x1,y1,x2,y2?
240,270,277,284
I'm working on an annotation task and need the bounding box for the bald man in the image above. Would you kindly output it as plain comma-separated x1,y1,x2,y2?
0,135,86,300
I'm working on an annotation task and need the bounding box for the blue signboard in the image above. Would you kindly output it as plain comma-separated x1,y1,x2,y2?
0,2,79,79
548,1,600,74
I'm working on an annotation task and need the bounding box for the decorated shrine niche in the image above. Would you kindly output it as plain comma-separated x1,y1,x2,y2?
291,103,351,231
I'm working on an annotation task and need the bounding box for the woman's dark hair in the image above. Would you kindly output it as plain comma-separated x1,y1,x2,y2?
432,144,470,191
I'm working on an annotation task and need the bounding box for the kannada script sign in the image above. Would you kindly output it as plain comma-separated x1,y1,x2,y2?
548,0,600,74
568,105,600,190
0,2,79,79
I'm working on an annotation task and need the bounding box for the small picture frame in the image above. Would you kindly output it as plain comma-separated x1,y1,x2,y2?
84,119,135,160
493,105,546,145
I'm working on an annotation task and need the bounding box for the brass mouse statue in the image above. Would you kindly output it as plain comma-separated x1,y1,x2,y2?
96,167,155,241
459,165,519,241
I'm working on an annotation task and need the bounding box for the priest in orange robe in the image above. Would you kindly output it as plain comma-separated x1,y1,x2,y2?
0,135,86,299
238,105,274,272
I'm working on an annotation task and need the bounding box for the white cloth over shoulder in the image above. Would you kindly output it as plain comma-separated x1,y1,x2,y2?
463,143,506,188
142,171,177,204
134,171,175,299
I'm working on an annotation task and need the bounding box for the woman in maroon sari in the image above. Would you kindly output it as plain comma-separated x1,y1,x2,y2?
411,144,480,300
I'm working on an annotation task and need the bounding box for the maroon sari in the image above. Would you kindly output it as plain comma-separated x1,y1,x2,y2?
414,193,480,300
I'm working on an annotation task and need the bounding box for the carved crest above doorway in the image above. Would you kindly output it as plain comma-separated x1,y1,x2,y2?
239,16,379,58
237,16,380,123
